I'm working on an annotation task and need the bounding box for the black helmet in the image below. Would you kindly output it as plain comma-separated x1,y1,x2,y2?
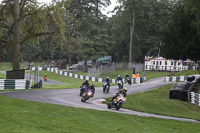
91,83,95,87
86,80,88,83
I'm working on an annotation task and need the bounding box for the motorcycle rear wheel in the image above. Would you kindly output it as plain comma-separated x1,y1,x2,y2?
81,98,86,102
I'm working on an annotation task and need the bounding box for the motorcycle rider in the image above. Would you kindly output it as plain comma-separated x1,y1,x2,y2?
105,77,110,89
125,73,130,83
125,73,130,79
111,87,128,101
82,80,89,88
80,80,90,96
117,75,123,87
88,83,95,97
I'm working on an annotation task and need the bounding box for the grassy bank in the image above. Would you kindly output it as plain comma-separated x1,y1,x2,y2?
0,95,199,132
76,70,171,80
105,84,200,120
36,71,103,89
170,70,200,76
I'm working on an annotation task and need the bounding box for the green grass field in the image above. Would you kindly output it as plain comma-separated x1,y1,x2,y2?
1,65,200,132
0,95,200,132
104,84,200,121
35,71,103,89
170,70,200,76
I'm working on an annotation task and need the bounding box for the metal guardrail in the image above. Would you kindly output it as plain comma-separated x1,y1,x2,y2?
191,92,200,106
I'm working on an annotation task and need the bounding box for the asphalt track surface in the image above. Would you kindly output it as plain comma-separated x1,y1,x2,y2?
0,77,200,124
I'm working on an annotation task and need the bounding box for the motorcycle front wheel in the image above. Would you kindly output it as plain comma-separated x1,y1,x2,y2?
107,102,112,109
115,102,123,110
103,87,106,92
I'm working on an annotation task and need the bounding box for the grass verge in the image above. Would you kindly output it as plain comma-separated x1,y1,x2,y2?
0,73,6,79
34,71,103,89
170,70,200,76
104,84,200,120
0,95,199,132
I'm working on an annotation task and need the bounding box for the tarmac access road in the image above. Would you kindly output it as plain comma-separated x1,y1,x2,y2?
0,77,199,124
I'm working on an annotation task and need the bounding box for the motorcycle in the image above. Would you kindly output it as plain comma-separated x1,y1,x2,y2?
125,77,131,85
117,80,123,89
103,81,110,93
80,85,87,96
107,93,126,110
81,89,94,102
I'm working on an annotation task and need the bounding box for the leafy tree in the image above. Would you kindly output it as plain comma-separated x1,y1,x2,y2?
0,0,69,69
162,0,200,61
109,0,172,62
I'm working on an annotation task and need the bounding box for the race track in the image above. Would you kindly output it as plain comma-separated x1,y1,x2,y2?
0,77,199,124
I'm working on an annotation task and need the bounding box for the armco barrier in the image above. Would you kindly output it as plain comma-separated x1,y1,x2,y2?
191,92,200,106
0,79,30,90
47,67,142,84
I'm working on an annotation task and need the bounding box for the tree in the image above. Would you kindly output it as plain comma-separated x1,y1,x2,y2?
13,0,20,70
109,0,172,62
162,0,200,61
0,0,71,67
64,0,112,70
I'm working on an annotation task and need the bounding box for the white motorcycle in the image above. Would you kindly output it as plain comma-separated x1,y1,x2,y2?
107,94,126,110
103,81,110,93
117,80,123,89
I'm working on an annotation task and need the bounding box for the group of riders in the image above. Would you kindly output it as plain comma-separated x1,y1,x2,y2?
44,72,130,105
80,73,131,101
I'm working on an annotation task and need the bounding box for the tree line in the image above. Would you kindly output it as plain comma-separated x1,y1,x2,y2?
0,0,199,70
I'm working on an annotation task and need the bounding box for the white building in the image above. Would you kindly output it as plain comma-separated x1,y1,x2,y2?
145,57,196,72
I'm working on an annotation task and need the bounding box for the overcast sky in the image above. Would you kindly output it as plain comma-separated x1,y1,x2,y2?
37,0,119,17
0,0,119,17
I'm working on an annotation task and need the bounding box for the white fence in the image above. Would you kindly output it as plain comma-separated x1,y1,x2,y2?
145,65,197,72
191,92,200,106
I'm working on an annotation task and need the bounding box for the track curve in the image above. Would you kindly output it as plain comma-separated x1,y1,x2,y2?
0,77,199,124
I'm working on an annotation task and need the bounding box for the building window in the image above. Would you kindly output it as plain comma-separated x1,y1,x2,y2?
160,61,162,65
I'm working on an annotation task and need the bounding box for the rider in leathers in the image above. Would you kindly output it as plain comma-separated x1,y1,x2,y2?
117,75,123,87
111,87,127,101
105,77,110,89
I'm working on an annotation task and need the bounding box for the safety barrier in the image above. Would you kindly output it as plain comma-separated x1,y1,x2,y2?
191,92,200,106
31,67,47,71
0,79,30,90
165,76,188,82
47,67,142,84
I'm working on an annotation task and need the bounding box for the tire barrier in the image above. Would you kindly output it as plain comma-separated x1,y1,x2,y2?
191,92,200,106
47,67,143,84
0,79,30,90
